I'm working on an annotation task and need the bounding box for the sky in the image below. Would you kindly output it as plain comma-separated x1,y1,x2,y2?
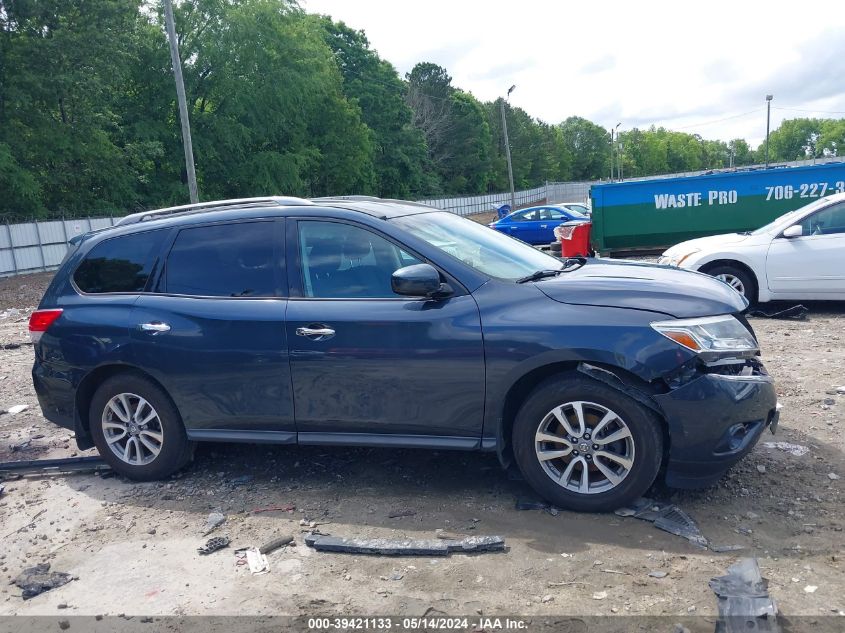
303,0,845,147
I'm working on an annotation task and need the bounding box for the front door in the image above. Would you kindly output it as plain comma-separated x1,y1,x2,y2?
131,219,295,440
767,201,845,296
286,218,486,446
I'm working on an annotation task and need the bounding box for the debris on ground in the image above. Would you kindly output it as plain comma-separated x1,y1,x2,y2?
709,558,778,631
0,456,109,477
829,473,841,481
14,563,73,600
202,512,226,535
387,509,416,518
235,548,269,574
762,441,810,457
648,570,668,578
304,534,506,556
198,536,230,555
4,404,29,415
258,535,294,555
251,505,295,514
803,585,817,593
615,498,708,548
747,304,808,320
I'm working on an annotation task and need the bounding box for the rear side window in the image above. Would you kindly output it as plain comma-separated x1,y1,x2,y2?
74,231,164,293
164,221,278,297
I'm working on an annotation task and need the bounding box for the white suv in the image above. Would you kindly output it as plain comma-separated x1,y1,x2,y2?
659,193,845,303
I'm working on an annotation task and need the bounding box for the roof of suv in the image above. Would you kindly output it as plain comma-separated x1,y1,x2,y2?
115,196,436,227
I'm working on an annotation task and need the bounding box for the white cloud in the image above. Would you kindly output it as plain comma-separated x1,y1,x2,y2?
304,0,845,146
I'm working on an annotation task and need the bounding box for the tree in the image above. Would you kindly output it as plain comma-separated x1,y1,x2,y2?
559,117,610,180
314,17,428,198
763,118,822,161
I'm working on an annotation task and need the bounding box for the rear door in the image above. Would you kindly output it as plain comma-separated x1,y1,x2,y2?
131,219,295,440
766,201,845,296
285,217,486,446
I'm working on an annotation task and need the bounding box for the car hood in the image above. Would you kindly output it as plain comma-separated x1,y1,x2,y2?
661,232,760,256
535,259,747,318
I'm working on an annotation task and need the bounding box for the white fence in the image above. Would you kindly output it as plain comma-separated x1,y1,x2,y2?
0,182,592,277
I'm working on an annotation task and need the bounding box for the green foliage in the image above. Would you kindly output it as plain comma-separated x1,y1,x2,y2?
1,0,843,221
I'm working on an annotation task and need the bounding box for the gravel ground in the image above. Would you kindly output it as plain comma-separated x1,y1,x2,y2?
0,271,843,619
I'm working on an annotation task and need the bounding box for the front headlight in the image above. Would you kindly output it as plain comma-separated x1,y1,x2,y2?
659,248,700,267
651,315,758,360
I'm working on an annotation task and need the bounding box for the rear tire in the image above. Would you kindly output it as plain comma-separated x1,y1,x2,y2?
89,374,193,481
704,264,757,304
512,374,663,512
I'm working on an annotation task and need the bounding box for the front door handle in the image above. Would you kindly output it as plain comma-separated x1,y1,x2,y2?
541,224,548,228
296,326,336,341
139,322,171,335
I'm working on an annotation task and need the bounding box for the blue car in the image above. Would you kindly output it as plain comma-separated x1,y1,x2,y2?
30,196,777,511
489,205,589,245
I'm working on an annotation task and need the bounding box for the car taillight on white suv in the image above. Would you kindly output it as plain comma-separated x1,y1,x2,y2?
28,309,63,343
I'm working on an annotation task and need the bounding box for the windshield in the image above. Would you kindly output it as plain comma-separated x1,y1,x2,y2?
392,211,563,280
560,205,589,218
751,198,831,235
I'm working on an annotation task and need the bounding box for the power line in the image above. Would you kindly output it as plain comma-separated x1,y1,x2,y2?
666,108,762,132
773,106,845,115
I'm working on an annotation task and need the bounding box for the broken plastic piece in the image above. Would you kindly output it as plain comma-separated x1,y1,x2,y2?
614,497,708,549
14,563,73,600
709,558,779,632
304,534,505,556
198,536,230,555
202,512,226,536
234,547,269,574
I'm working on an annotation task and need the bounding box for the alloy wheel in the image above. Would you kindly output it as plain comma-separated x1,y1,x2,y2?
716,273,746,296
101,392,164,466
534,400,635,494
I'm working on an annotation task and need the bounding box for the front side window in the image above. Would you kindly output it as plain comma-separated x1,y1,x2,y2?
165,222,278,297
298,221,421,298
798,202,845,236
74,230,165,293
392,211,563,280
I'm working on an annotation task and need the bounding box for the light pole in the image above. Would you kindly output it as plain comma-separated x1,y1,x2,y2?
765,94,773,168
164,0,199,203
609,122,620,182
500,85,517,211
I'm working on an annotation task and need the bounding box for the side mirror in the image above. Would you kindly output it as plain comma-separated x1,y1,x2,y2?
391,264,452,298
782,225,803,238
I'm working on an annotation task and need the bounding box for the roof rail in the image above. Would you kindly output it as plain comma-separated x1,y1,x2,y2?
115,196,313,226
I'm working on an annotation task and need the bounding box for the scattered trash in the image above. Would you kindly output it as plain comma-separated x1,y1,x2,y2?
710,544,747,553
614,498,708,549
709,558,778,630
541,594,553,603
600,569,629,575
234,548,269,574
198,536,230,555
0,456,109,477
592,591,607,600
747,304,808,320
387,509,417,519
10,439,31,453
259,535,294,555
762,442,809,457
202,512,226,535
756,465,767,474
14,563,73,600
5,404,29,415
829,473,841,481
251,504,295,514
304,534,506,556
804,585,817,594
648,571,668,578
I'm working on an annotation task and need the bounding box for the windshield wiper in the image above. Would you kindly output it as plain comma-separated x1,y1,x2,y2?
516,257,587,283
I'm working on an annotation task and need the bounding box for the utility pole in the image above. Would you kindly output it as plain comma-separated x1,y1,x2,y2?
501,85,517,211
610,122,620,182
764,94,773,169
164,0,199,203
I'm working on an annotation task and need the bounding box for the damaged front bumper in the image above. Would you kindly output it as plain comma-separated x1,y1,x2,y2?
655,361,778,489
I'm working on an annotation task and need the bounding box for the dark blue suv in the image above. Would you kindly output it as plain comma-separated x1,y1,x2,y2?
30,197,778,511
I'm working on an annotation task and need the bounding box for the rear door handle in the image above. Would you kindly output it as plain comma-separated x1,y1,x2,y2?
296,326,335,340
139,322,171,335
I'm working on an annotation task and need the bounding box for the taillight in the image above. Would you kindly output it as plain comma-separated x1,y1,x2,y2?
29,309,63,343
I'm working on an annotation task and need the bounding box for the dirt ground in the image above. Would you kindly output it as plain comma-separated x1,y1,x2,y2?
0,270,843,620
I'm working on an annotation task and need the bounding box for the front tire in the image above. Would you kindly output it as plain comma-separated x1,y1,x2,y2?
512,374,663,512
705,264,757,304
89,374,193,480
